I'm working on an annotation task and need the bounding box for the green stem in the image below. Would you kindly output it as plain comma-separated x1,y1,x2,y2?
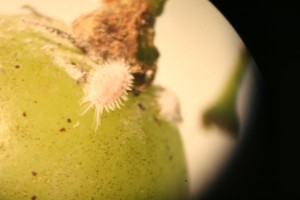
202,49,248,137
134,0,168,88
136,0,168,65
146,0,168,16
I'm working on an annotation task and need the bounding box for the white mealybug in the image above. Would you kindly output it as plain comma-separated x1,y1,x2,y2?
81,59,134,129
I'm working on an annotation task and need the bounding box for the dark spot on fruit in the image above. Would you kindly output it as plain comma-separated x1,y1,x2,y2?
169,155,173,161
185,179,187,182
15,65,20,69
34,101,37,104
166,144,170,151
31,171,37,176
70,61,76,65
132,89,141,96
67,118,72,123
138,103,146,111
153,115,161,125
59,128,66,132
22,112,27,117
31,195,37,200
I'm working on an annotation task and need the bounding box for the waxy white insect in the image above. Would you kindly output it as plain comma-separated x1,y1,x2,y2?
81,59,134,129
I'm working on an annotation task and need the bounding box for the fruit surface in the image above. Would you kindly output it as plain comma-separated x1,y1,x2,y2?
0,15,188,200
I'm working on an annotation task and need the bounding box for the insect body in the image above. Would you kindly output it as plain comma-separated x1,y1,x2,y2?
81,59,133,129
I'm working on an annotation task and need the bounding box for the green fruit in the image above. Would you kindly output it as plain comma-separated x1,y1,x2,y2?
0,15,188,199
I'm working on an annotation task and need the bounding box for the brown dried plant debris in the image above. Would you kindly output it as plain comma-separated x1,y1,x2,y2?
22,0,159,91
72,0,157,90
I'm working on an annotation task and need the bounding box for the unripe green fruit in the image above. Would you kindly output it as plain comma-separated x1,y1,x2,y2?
0,15,188,200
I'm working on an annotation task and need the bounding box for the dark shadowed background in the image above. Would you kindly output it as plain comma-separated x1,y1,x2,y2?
195,0,283,199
